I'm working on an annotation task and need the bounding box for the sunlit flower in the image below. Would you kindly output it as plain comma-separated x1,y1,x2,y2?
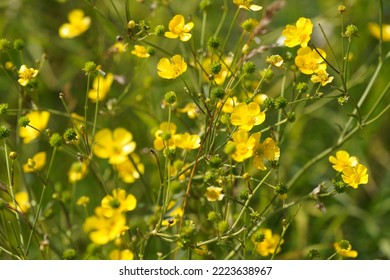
131,45,150,58
9,191,30,213
342,163,369,189
76,196,90,207
334,240,358,258
165,14,194,42
153,122,177,151
231,102,265,131
68,161,88,183
205,186,224,201
59,9,91,38
22,151,46,173
101,188,137,215
282,17,313,48
18,65,38,86
295,47,327,75
226,129,256,162
329,150,359,172
88,73,114,102
252,228,284,257
109,249,134,260
115,155,144,184
93,128,136,164
19,111,50,144
174,132,201,150
233,0,263,11
161,200,183,226
177,102,199,119
252,133,280,170
218,96,239,113
368,22,390,41
109,42,127,54
157,54,187,79
311,69,334,86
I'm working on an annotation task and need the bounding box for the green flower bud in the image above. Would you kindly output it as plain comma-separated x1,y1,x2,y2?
0,125,10,139
127,20,136,29
254,232,265,243
307,249,321,260
63,128,78,142
9,151,18,160
207,37,220,50
199,0,212,11
154,25,165,36
207,211,219,221
242,61,256,74
83,61,97,75
0,38,10,51
263,98,275,110
211,86,225,99
164,91,177,104
13,39,25,51
274,96,288,109
0,103,8,114
18,116,30,127
275,183,288,196
63,249,77,260
344,24,359,39
210,61,222,75
217,220,228,233
49,133,62,147
333,180,348,194
296,82,308,93
209,155,222,168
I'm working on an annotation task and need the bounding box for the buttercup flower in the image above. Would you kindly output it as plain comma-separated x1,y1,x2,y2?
109,249,134,260
157,54,187,79
22,151,46,173
9,191,30,213
153,122,177,151
88,73,114,102
174,132,201,150
101,188,137,215
59,9,91,38
282,17,313,48
341,163,369,189
219,96,239,113
226,129,256,162
295,47,327,75
68,161,88,183
205,186,224,201
368,22,390,41
329,150,358,172
252,133,280,170
231,102,265,131
233,0,263,11
115,155,144,183
177,102,199,119
311,69,334,86
334,240,358,258
93,128,136,164
76,196,90,207
252,228,284,257
202,55,233,85
165,14,194,42
131,45,150,58
19,111,50,144
18,65,38,86
161,200,183,226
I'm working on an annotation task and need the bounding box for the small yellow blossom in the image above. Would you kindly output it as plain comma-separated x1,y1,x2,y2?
174,132,201,150
205,186,224,201
153,122,177,151
203,56,233,85
311,69,334,86
162,200,183,226
157,54,187,79
368,22,390,41
282,17,313,48
252,228,284,257
76,196,90,207
252,133,280,170
329,150,359,172
233,0,263,11
9,191,30,213
93,128,136,164
109,249,134,260
334,240,358,258
165,14,194,42
177,102,199,119
18,65,38,86
218,96,239,113
266,55,284,67
101,188,137,215
68,161,88,183
227,129,256,162
131,45,150,58
109,42,127,54
88,73,114,102
23,151,46,173
295,47,327,75
19,111,50,144
59,9,91,38
115,155,144,184
341,163,369,189
231,102,265,131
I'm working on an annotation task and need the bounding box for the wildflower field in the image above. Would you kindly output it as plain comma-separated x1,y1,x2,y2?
0,0,390,260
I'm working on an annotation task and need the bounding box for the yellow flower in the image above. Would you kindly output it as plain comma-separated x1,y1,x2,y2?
88,73,114,102
165,14,194,42
295,47,327,75
282,17,313,48
231,102,265,131
76,196,90,207
68,161,88,183
115,155,144,184
341,163,369,189
334,240,358,258
174,132,201,150
157,54,187,79
93,128,136,164
311,69,334,86
23,151,46,173
9,191,30,213
161,200,183,227
226,129,256,162
177,102,199,119
18,65,38,86
368,22,390,41
202,55,233,85
153,122,177,151
266,55,284,67
131,45,150,58
233,0,263,11
109,249,134,260
205,186,224,201
218,96,239,113
83,207,127,245
252,133,280,170
329,150,358,172
59,9,91,38
109,42,127,54
19,111,50,144
252,228,284,257
101,188,137,215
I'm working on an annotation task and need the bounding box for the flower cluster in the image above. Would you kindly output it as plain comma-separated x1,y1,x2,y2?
153,122,200,151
